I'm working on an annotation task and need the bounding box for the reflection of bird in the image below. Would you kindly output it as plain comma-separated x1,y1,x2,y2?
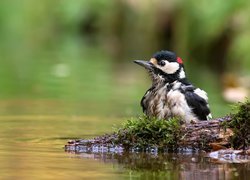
134,50,212,123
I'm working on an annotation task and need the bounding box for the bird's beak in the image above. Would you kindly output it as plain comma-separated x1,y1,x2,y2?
133,60,154,70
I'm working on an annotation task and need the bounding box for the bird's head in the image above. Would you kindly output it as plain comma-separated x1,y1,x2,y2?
134,50,186,84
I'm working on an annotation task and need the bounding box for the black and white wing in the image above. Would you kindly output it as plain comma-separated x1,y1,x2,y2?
181,86,212,120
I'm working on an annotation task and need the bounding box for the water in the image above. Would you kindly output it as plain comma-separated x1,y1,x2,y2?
0,107,249,180
0,113,123,179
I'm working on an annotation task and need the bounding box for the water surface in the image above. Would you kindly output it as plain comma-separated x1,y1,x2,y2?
0,107,249,179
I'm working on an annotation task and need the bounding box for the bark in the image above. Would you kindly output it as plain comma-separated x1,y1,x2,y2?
179,116,233,150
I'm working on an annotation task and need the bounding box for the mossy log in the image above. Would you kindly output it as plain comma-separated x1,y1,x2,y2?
65,100,249,153
65,116,234,153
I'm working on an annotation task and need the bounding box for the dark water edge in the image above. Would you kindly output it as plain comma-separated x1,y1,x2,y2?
65,150,250,180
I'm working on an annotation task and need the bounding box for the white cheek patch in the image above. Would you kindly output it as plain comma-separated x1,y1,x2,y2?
159,61,180,74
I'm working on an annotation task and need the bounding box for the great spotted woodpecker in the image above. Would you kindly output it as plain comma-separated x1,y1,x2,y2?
134,50,212,123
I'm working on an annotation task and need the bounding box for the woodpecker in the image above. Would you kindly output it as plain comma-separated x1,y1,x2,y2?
134,50,212,123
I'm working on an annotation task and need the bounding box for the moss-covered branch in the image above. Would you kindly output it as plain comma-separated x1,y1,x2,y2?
65,100,249,153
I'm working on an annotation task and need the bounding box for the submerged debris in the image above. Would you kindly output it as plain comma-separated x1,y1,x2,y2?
66,138,124,154
209,149,250,163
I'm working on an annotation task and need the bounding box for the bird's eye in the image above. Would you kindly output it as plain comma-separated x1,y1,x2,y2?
159,61,165,66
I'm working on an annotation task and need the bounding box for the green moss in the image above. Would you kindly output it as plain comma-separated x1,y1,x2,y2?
225,99,250,149
115,116,182,151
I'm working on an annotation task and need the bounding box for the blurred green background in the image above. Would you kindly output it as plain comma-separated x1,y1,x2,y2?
0,0,250,117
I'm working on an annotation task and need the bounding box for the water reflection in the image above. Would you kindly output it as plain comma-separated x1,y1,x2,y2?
67,152,250,180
